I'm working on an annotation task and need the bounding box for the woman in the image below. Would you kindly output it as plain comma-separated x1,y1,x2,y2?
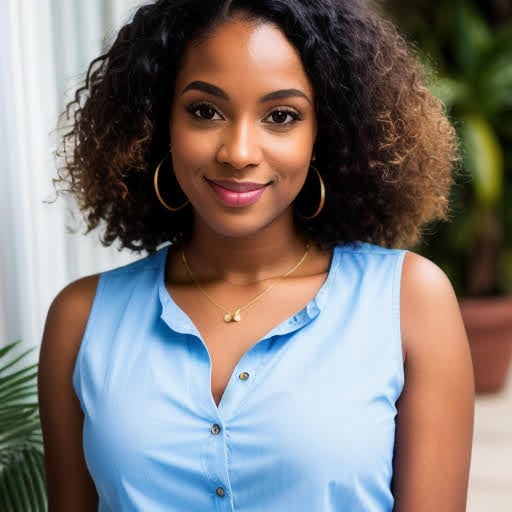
38,0,474,510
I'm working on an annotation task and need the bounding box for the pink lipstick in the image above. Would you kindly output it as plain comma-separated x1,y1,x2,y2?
205,178,269,207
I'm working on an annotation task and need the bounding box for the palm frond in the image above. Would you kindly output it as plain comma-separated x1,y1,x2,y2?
0,342,47,511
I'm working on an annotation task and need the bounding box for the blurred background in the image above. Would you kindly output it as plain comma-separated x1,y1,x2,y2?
385,3,512,507
1,0,142,357
0,0,511,510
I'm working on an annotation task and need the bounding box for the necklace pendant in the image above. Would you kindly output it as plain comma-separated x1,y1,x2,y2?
182,245,308,326
223,310,241,323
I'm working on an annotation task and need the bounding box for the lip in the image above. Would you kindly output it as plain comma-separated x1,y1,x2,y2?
205,177,270,207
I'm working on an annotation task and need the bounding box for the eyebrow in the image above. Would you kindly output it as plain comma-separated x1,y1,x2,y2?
181,81,229,100
181,81,312,105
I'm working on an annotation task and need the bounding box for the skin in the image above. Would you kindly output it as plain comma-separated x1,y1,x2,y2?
170,19,317,241
38,17,474,511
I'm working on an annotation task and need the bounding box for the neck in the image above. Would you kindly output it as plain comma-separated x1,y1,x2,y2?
183,217,308,284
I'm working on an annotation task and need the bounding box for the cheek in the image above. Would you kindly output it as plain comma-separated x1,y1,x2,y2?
170,123,213,176
266,138,313,185
266,120,316,169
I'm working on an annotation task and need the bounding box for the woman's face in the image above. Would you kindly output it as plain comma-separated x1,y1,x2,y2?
169,17,317,239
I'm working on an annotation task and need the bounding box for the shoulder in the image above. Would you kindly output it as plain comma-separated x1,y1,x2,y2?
41,248,166,358
400,251,466,359
401,251,456,313
399,252,474,419
42,249,158,347
401,250,453,295
41,274,101,365
333,242,406,285
50,275,100,316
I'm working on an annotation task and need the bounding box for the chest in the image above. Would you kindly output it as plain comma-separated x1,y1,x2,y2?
76,251,405,511
80,316,401,511
171,275,327,405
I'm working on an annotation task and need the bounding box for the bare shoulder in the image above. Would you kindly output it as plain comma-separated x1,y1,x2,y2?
42,275,99,352
400,251,466,358
47,274,100,327
39,273,101,421
39,273,100,397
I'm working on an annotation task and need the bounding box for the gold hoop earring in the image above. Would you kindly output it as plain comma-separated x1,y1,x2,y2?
153,156,189,212
298,165,325,220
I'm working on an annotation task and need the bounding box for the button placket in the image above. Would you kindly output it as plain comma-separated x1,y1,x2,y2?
203,417,232,508
220,342,275,420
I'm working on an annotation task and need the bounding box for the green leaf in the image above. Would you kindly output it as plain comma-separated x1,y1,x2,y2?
0,342,21,360
0,344,36,375
0,344,47,510
0,448,46,512
459,115,504,207
453,1,492,73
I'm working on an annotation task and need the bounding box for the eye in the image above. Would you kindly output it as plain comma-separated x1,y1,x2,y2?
187,102,223,121
264,109,301,125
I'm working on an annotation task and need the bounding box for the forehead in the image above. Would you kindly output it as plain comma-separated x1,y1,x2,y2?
175,18,314,99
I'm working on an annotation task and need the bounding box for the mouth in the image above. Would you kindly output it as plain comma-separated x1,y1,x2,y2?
204,177,271,207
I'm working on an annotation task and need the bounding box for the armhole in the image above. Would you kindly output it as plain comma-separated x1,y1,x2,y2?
72,273,105,408
393,250,407,387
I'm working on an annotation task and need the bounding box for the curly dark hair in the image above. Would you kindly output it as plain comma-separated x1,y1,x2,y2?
57,0,457,252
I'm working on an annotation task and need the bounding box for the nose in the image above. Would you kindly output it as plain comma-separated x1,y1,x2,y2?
216,119,263,170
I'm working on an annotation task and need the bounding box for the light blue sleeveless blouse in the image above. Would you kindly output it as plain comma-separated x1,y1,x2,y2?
73,243,405,511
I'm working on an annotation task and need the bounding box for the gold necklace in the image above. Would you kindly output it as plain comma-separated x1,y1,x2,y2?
181,244,310,323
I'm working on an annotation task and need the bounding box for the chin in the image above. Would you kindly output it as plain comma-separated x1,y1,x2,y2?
204,221,270,240
194,209,290,240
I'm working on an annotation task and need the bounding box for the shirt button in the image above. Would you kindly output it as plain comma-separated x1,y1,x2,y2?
211,423,221,435
216,486,226,497
239,372,250,381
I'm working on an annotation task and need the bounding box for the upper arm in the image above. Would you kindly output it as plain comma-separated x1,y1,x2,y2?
393,252,474,512
38,275,100,512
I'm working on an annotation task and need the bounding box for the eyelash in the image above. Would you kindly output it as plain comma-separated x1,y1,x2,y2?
186,101,222,121
186,101,302,126
266,109,302,125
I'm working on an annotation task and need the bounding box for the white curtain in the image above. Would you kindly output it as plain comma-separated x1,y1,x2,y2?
0,0,145,352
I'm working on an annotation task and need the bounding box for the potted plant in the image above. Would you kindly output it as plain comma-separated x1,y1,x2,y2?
385,0,512,392
0,341,47,511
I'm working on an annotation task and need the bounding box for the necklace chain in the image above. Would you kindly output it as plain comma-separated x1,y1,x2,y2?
181,244,310,323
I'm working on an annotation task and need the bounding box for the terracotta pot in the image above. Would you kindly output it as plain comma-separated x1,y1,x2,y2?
460,296,512,394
